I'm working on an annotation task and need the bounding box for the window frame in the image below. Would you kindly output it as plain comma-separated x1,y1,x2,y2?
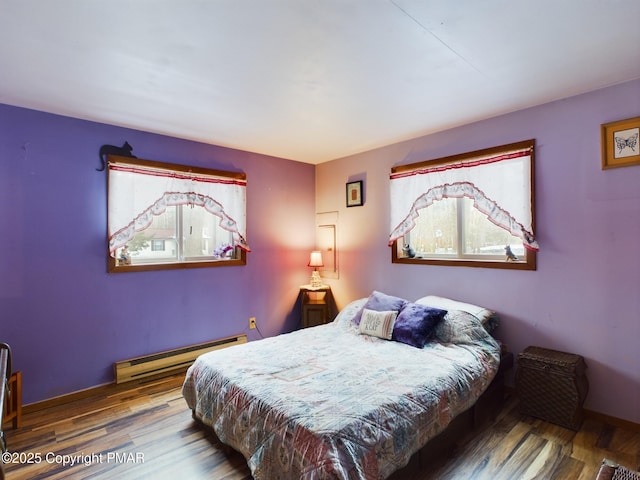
390,139,536,270
107,155,247,273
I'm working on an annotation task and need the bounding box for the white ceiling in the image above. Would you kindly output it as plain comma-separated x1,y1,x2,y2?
1,1,639,164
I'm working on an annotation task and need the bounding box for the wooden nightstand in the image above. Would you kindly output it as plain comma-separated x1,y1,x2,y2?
300,285,332,328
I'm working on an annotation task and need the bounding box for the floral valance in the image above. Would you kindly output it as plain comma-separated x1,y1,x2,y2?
389,142,538,251
108,158,249,257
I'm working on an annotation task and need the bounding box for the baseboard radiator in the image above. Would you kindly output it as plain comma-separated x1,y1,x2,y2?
114,334,248,384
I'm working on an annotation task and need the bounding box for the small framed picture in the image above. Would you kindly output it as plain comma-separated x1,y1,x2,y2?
346,180,363,207
601,116,640,169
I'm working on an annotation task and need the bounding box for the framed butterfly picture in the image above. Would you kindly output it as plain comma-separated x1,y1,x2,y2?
601,116,640,169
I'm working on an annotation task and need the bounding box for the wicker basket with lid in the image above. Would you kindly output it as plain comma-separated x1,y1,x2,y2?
516,346,588,430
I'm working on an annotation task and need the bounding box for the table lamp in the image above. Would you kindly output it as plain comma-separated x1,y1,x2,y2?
307,251,324,287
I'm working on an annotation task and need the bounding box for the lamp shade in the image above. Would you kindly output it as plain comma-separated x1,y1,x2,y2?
307,251,324,268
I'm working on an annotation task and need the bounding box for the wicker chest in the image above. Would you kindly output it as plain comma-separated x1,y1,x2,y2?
516,346,588,430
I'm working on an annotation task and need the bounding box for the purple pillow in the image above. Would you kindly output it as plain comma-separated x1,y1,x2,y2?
392,303,447,348
352,291,407,326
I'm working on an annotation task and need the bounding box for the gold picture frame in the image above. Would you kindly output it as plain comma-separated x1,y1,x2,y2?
601,116,640,169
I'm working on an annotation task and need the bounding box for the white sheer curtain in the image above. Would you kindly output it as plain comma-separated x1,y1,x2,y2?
108,159,249,257
389,146,538,251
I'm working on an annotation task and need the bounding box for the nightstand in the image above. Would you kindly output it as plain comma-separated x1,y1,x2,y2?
300,285,332,328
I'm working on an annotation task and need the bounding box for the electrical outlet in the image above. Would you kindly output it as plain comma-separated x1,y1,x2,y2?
249,317,257,329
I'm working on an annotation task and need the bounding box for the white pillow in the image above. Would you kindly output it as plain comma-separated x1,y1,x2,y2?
415,295,495,325
359,309,397,340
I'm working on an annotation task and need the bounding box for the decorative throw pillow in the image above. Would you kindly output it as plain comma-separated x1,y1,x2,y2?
392,302,448,348
359,309,398,340
351,290,407,326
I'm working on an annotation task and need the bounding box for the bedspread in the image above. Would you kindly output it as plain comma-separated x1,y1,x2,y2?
182,299,500,480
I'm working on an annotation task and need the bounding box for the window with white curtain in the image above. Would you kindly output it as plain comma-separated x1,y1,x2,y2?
389,140,537,270
107,155,249,272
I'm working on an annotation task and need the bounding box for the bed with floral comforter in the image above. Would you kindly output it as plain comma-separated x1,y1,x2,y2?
182,296,501,479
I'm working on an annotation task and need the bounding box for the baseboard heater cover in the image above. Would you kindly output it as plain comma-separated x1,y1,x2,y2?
114,334,247,384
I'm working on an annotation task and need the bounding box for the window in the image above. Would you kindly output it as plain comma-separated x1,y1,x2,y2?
150,239,166,252
107,155,249,272
389,140,537,270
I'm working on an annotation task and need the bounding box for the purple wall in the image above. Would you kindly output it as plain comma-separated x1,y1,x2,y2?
316,79,640,423
2,79,638,423
0,104,316,404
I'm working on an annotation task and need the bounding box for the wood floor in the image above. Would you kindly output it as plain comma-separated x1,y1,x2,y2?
3,373,639,479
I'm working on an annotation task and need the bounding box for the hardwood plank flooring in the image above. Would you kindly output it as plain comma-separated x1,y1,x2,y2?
2,374,639,479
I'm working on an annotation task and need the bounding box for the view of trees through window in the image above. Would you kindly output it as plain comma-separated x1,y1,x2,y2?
400,197,524,260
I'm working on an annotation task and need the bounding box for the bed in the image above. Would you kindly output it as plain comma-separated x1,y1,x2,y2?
182,292,504,479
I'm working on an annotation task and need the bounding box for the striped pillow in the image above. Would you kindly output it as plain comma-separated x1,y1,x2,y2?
359,308,398,340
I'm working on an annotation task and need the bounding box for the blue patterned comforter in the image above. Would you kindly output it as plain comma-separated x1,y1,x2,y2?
182,298,500,479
